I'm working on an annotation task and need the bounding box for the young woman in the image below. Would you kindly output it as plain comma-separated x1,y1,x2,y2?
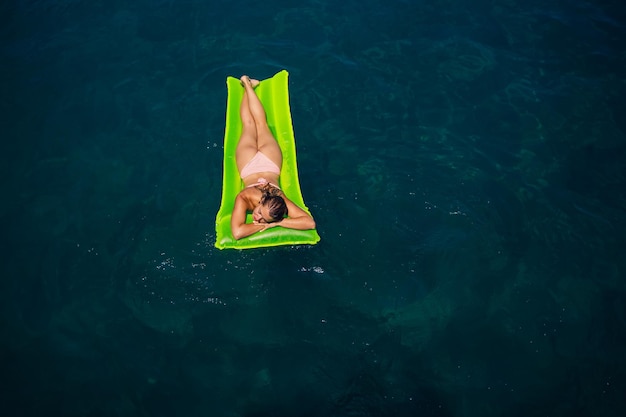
231,75,315,240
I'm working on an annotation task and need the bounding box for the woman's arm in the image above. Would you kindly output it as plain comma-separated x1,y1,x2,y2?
279,195,316,231
231,194,265,240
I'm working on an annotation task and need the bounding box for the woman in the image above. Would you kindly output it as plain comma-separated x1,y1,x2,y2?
231,75,316,240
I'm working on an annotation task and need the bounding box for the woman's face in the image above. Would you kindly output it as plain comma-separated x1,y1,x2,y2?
253,204,272,223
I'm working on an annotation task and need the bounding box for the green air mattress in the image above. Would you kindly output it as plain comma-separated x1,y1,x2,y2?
215,70,320,250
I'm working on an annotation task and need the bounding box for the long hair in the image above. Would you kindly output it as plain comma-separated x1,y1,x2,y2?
259,184,288,222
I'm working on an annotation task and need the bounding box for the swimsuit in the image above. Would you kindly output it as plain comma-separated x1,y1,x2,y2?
246,177,281,190
240,151,281,179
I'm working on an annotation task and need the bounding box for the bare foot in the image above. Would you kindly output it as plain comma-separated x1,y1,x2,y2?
240,75,260,89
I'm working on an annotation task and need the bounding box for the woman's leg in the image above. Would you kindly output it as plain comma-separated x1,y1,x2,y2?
240,76,282,169
235,80,259,174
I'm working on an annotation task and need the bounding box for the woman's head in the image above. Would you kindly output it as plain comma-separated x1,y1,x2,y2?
256,194,287,223
252,185,287,223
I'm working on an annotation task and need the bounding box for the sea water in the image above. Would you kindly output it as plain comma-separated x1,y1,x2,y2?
2,0,625,416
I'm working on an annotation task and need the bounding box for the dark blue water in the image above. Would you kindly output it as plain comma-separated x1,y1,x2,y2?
2,0,625,416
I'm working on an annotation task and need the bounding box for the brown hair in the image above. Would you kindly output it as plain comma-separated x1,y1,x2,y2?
259,184,287,222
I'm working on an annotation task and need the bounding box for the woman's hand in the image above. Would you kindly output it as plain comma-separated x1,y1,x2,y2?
253,220,281,231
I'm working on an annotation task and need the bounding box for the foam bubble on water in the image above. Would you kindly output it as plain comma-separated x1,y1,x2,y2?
299,266,325,274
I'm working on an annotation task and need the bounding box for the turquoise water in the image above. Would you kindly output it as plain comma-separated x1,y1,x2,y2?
2,0,625,416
